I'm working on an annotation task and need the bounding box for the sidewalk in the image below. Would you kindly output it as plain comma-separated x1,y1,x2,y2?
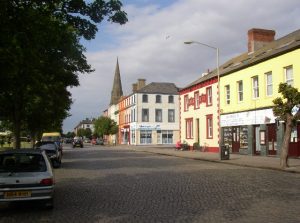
121,145,300,173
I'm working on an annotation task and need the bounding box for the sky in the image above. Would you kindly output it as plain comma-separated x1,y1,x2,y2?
62,0,300,132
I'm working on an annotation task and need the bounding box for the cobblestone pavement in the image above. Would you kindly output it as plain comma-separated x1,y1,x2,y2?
1,145,300,223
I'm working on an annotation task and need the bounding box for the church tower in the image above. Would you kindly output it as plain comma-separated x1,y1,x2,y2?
110,58,123,105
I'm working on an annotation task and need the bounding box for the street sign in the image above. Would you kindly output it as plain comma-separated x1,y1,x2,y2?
291,105,299,116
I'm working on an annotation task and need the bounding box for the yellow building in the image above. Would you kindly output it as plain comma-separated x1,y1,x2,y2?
179,74,219,152
219,28,300,157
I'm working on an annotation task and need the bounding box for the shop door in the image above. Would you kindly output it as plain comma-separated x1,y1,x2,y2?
253,126,261,155
288,123,300,157
267,124,276,155
157,130,162,144
232,127,240,153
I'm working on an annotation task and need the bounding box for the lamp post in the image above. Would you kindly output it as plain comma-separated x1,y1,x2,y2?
184,41,221,160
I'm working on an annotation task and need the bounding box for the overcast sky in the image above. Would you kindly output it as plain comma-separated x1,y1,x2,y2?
62,0,300,132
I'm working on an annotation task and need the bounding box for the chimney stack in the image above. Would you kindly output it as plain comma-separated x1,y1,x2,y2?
137,79,146,90
132,83,138,93
248,28,275,53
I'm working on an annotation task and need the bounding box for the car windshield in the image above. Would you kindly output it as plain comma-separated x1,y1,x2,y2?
0,153,47,173
36,142,57,150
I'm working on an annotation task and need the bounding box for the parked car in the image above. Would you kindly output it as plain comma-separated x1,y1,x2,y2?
91,138,104,145
35,141,62,168
84,138,91,143
0,149,55,209
73,137,83,148
64,138,73,144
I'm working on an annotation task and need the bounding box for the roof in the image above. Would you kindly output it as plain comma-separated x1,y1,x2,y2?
136,82,179,95
182,29,300,90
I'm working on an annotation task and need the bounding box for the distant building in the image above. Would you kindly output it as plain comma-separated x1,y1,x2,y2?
74,118,95,135
119,80,180,145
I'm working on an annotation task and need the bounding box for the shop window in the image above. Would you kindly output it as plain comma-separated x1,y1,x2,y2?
162,130,173,144
291,127,298,142
140,130,152,144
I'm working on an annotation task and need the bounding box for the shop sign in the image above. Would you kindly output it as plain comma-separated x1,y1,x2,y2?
138,124,161,130
220,109,276,127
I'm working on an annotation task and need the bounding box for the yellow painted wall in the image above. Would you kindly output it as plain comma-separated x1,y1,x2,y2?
220,49,300,114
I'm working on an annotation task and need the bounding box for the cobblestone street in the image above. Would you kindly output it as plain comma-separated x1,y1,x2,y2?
1,145,300,223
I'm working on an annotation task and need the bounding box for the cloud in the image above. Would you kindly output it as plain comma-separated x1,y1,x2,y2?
63,0,300,132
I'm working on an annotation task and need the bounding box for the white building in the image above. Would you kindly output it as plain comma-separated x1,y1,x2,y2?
119,81,180,145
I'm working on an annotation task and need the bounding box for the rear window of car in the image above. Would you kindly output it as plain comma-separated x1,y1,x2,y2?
0,153,47,173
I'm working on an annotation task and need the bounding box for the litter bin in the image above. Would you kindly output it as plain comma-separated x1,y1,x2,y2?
221,145,230,160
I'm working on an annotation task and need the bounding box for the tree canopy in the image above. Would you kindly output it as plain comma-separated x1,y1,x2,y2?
0,0,127,148
94,116,118,138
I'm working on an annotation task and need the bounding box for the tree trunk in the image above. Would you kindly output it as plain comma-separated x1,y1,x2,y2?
280,114,292,169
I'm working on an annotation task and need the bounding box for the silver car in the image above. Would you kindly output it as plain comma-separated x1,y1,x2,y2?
0,149,54,209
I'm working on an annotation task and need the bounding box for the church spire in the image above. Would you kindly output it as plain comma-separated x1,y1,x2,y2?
110,58,123,105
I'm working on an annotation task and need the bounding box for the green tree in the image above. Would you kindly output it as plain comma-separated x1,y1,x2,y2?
65,131,76,138
94,116,118,138
85,128,92,139
273,83,300,169
77,128,86,137
0,0,127,149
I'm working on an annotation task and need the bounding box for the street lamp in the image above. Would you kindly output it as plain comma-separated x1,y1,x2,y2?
184,41,221,160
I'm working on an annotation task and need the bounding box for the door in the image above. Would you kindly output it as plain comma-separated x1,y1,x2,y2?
157,130,162,144
232,127,240,153
253,126,261,155
267,124,276,155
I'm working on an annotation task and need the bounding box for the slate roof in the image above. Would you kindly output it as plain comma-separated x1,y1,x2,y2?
136,82,179,95
182,29,300,90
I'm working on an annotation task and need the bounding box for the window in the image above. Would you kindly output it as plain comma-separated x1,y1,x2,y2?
156,95,162,103
225,85,230,105
140,130,152,144
265,72,273,96
206,87,212,106
168,109,175,122
194,91,199,109
252,76,259,98
237,81,243,102
168,95,174,103
155,109,162,122
206,115,213,139
142,109,149,122
285,66,293,86
142,94,148,103
162,130,173,144
184,95,189,111
185,118,193,139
